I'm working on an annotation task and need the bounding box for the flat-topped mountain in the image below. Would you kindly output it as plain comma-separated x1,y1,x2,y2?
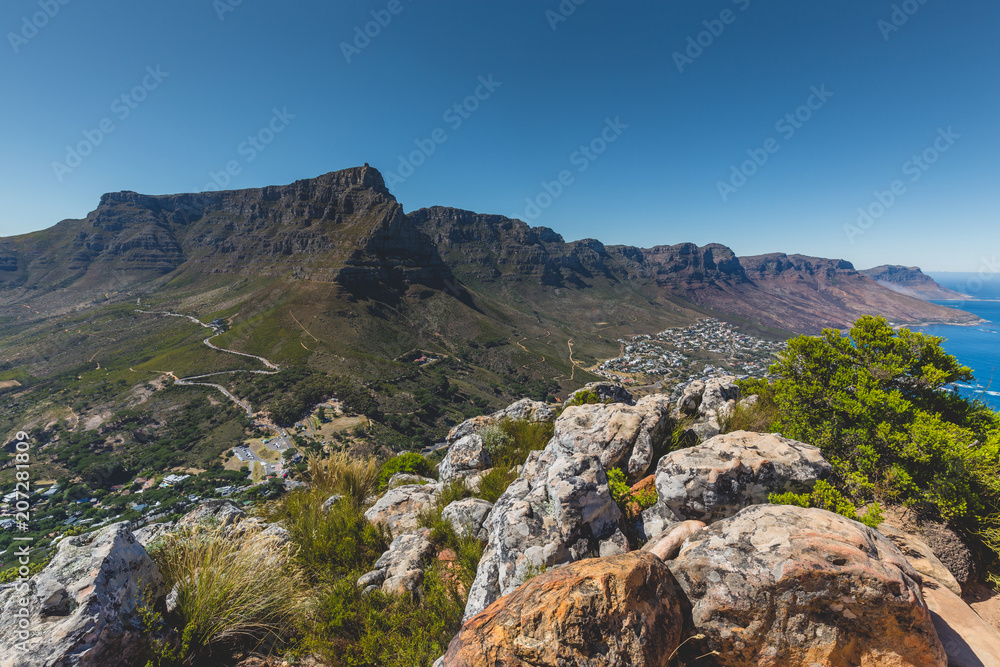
0,167,978,338
0,166,451,303
860,265,972,301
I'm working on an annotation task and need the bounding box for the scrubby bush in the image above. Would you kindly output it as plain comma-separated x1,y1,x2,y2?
305,452,381,504
764,315,1000,576
769,480,884,529
377,452,434,491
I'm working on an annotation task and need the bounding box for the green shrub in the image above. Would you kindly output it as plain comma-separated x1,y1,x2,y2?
564,389,606,407
475,466,516,504
767,316,1000,570
769,480,884,529
267,489,389,578
606,468,657,519
303,565,466,667
378,452,433,491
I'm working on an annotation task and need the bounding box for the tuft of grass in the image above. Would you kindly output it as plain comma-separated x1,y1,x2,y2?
475,467,515,504
146,523,307,664
719,385,780,434
305,451,381,504
266,488,389,578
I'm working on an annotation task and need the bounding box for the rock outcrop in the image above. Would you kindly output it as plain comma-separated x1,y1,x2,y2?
552,393,673,482
364,483,440,536
641,430,831,541
0,523,163,667
441,498,493,539
358,529,436,596
668,504,947,666
463,442,628,620
442,552,683,667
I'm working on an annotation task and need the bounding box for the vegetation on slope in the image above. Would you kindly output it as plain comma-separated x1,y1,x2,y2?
742,316,1000,579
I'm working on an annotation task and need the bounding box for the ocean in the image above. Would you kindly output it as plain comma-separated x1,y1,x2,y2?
917,301,1000,411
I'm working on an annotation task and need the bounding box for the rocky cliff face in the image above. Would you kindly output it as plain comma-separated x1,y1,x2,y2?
408,207,977,332
0,168,979,333
0,166,452,296
860,264,972,301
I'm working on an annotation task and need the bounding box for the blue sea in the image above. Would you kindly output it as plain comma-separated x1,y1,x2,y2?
916,301,1000,411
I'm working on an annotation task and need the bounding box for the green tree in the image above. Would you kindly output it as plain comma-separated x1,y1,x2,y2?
766,316,1000,572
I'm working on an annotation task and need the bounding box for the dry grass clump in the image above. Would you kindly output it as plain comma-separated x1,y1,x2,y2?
305,451,380,503
148,522,307,664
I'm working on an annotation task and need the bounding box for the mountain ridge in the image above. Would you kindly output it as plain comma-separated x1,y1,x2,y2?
0,166,978,334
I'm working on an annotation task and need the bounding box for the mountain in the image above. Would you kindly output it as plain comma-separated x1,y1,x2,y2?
860,265,972,301
0,167,981,467
408,207,979,333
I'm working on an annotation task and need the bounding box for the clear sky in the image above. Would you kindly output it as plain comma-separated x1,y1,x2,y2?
1,0,997,271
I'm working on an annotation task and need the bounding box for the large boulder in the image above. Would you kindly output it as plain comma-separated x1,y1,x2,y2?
643,430,831,539
446,399,556,444
441,498,493,539
358,529,436,596
364,484,439,536
566,382,636,406
921,579,1000,667
493,397,558,423
442,552,682,667
439,434,489,482
0,523,163,667
176,499,245,528
668,505,946,667
698,375,740,418
553,394,673,481
463,443,627,620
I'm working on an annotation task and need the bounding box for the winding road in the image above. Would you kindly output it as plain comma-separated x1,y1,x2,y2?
137,310,280,417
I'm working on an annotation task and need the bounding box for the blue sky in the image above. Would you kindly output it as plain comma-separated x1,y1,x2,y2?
1,0,997,271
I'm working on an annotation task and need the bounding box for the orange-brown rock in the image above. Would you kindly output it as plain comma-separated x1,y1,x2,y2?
442,551,682,667
668,504,947,667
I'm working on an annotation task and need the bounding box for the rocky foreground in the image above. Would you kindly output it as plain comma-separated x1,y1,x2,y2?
3,381,1000,666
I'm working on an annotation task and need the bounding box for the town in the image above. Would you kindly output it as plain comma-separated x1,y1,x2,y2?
592,318,787,385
